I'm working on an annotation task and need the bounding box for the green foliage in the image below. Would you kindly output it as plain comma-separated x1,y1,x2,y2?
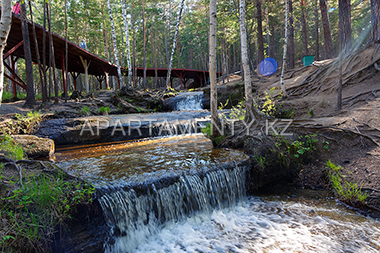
258,88,294,119
219,99,245,121
1,169,95,251
2,91,15,101
201,122,225,146
261,88,278,116
0,135,24,161
98,106,110,115
326,160,368,204
80,106,90,116
1,111,42,135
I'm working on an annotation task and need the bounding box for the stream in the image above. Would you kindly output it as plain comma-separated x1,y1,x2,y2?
54,93,380,252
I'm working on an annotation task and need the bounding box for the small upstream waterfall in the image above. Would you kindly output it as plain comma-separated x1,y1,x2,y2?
98,165,247,252
174,92,204,110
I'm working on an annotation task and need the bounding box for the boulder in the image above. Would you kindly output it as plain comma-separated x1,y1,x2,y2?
11,135,55,159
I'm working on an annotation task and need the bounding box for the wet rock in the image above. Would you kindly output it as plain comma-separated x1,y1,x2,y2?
11,135,55,159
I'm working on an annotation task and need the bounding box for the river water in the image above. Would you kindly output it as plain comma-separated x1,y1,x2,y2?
56,134,380,253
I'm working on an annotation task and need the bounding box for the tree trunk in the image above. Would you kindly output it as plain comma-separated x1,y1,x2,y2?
280,0,289,97
314,0,320,60
122,0,132,88
142,0,147,89
209,0,220,137
107,0,124,88
256,0,265,64
240,0,260,121
0,0,12,105
165,0,185,90
301,0,309,55
20,2,36,106
288,0,295,69
165,0,172,65
371,0,380,43
29,1,45,102
42,1,48,101
64,0,68,101
265,7,271,57
47,2,59,103
320,0,334,59
337,0,351,110
102,4,109,62
339,0,351,53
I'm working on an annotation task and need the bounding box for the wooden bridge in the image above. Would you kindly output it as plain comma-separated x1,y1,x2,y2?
4,12,216,97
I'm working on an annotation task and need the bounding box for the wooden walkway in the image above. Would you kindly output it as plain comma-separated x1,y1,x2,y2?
3,12,216,96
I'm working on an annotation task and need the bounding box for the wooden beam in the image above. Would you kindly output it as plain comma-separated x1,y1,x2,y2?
3,40,24,60
4,73,27,90
4,60,27,90
79,56,91,93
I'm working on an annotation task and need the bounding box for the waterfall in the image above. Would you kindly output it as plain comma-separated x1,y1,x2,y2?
98,165,247,252
163,92,204,111
175,92,203,111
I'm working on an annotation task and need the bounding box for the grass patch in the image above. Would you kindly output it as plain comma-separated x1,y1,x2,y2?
98,106,110,115
0,135,24,161
326,160,368,204
0,111,43,135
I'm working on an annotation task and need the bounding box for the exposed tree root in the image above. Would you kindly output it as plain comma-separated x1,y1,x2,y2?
286,45,380,98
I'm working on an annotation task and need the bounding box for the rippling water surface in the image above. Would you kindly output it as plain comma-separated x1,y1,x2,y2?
55,134,247,185
126,195,380,253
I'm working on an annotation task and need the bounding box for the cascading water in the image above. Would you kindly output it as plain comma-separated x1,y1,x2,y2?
98,165,247,252
172,92,204,111
56,135,380,253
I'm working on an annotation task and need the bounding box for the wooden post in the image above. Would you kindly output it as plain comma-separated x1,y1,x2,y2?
70,72,80,90
11,56,17,98
79,56,91,93
61,50,67,96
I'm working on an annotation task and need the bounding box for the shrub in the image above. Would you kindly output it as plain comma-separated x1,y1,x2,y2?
98,106,110,115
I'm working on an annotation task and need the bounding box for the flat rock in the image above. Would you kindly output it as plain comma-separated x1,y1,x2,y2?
11,135,55,159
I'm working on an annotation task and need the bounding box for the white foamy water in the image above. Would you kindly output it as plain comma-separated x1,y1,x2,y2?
106,196,380,253
175,92,203,111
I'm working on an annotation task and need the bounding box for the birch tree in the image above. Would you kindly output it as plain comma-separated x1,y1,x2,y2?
239,0,261,120
165,0,185,90
280,0,289,97
0,0,12,106
107,0,124,88
209,0,220,137
121,0,132,88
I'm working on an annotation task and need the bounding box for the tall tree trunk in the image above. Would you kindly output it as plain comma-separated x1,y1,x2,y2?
209,0,220,137
107,0,124,88
122,0,132,88
240,0,260,121
102,4,110,61
301,0,309,55
29,1,44,103
314,0,320,60
20,2,36,106
320,0,334,58
65,0,68,101
280,0,289,97
165,0,172,65
142,0,147,89
339,0,351,53
371,0,380,43
337,0,351,110
0,0,12,105
47,2,58,103
265,7,271,57
288,0,295,69
132,17,137,88
256,0,265,64
42,1,48,101
166,0,185,90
